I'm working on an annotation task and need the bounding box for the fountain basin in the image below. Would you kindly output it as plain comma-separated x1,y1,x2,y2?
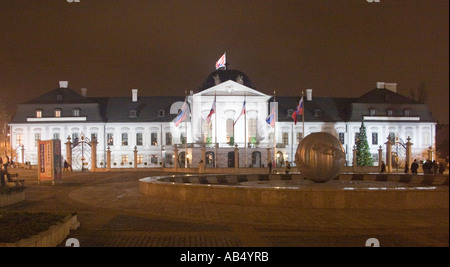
139,174,449,210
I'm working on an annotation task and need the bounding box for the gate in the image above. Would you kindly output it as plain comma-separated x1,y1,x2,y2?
71,134,92,171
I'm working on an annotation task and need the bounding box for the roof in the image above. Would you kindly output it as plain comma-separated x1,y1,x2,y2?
352,88,419,104
24,88,97,104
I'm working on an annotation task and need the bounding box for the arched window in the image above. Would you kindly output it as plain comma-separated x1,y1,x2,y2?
72,108,81,117
54,109,62,118
226,119,234,144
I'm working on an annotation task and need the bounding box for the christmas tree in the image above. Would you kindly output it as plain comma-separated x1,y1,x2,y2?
356,121,374,166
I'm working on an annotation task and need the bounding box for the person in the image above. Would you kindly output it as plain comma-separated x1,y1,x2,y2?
422,160,432,174
198,160,205,174
432,160,438,174
285,161,291,174
0,165,5,186
268,161,273,174
2,156,9,174
63,160,69,171
411,159,419,175
404,163,409,174
380,161,386,173
438,162,446,174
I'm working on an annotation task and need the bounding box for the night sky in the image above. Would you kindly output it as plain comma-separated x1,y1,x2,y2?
1,0,448,123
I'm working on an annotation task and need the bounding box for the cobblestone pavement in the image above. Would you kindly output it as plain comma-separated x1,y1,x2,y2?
2,169,449,247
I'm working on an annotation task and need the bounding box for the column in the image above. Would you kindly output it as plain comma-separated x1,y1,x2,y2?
385,139,392,173
106,146,111,171
90,138,98,172
21,145,25,165
378,145,383,167
406,137,413,168
134,146,138,170
174,145,179,170
428,146,434,161
201,144,206,166
234,144,239,173
65,136,72,172
267,148,272,166
352,145,357,167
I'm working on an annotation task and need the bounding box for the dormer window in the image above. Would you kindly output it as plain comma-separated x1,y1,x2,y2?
54,109,62,118
404,109,411,117
158,109,165,117
56,94,63,102
386,109,393,117
72,108,81,117
369,108,377,116
314,109,322,118
36,109,43,118
129,109,137,118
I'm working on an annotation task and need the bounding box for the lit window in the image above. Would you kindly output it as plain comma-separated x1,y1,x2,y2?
282,132,289,145
36,110,43,118
151,133,158,146
121,155,129,164
107,133,114,146
137,155,144,164
16,134,23,146
72,108,81,117
55,109,62,118
122,133,129,146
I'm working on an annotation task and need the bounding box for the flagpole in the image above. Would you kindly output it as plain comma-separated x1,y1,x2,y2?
244,92,247,167
185,91,188,169
302,90,305,139
273,90,277,170
214,91,218,168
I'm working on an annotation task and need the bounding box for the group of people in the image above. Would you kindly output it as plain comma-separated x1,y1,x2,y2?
0,155,12,186
381,158,447,174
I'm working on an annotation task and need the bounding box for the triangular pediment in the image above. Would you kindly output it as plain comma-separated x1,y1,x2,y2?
195,80,270,98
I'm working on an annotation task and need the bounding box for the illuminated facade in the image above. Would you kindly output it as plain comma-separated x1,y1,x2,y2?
9,70,437,170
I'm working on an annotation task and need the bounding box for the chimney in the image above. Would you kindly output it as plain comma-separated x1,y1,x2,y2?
385,83,397,93
132,89,138,102
306,89,313,101
59,81,69,88
81,88,87,97
376,82,385,89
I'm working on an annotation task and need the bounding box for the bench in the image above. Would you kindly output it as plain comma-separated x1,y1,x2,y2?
7,173,26,187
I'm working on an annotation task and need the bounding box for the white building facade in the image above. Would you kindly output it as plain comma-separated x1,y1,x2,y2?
9,70,437,170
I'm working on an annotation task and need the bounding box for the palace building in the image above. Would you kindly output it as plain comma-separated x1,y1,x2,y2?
9,69,437,170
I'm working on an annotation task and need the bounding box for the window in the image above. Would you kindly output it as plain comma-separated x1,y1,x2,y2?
388,133,396,143
369,108,377,116
282,132,289,145
158,110,165,117
107,133,114,146
386,109,393,116
151,133,158,146
129,110,137,118
151,155,158,164
372,133,378,145
36,110,43,118
16,134,23,146
137,155,144,164
136,133,143,146
72,133,79,144
122,133,128,146
338,133,345,145
165,133,172,146
404,109,411,117
354,132,360,143
55,109,62,118
226,119,234,139
287,109,294,117
297,132,303,144
91,133,97,142
72,108,81,117
35,133,41,147
248,118,257,140
53,133,60,140
314,109,322,118
180,133,186,144
121,155,129,164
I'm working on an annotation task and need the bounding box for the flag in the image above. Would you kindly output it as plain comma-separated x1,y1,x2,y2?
215,53,226,70
266,106,276,127
234,100,246,125
292,96,304,125
174,101,188,127
206,96,216,124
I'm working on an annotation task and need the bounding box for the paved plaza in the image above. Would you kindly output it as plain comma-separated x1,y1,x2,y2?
2,168,449,247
